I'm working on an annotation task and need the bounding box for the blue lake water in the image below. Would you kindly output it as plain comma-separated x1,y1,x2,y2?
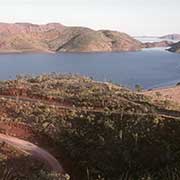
0,48,180,89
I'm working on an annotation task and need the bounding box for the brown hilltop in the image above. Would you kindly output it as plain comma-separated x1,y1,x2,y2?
0,22,142,53
0,23,65,53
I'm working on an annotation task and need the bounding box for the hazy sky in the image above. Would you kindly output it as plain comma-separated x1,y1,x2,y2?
0,0,179,36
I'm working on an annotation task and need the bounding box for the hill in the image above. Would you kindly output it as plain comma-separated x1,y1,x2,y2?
143,40,174,48
1,74,180,179
160,34,180,41
0,23,142,53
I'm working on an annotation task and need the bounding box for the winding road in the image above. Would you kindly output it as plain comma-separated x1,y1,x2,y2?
0,93,180,175
1,94,180,118
0,133,64,173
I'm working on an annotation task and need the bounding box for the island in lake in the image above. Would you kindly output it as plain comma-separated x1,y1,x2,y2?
168,41,180,53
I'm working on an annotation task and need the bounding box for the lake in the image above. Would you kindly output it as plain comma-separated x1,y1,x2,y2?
0,48,180,89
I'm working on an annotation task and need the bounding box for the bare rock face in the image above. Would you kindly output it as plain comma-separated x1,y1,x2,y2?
143,41,174,48
160,34,180,41
50,28,142,52
168,41,180,53
100,30,142,51
0,23,142,53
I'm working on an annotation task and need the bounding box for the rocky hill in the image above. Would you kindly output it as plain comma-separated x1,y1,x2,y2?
0,23,142,53
143,40,174,48
168,41,180,53
160,34,180,41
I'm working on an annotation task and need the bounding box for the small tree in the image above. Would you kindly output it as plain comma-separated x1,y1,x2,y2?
135,84,143,92
155,92,162,98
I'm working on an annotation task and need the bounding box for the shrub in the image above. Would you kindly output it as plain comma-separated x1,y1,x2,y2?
57,111,180,180
135,84,143,92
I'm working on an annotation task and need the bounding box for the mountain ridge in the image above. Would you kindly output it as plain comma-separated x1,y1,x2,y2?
0,22,143,53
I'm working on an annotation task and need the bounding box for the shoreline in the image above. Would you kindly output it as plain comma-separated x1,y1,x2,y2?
0,49,142,54
0,46,174,55
0,49,55,54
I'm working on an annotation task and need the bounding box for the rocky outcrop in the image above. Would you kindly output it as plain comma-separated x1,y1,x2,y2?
168,41,180,53
160,34,180,41
0,23,142,53
143,40,174,48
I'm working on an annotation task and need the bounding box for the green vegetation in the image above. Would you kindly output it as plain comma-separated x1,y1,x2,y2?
0,74,180,179
135,84,143,92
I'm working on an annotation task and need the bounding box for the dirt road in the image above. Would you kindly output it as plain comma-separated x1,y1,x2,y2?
1,94,180,118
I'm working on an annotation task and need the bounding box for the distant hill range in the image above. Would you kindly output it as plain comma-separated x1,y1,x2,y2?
143,40,174,48
162,34,180,53
160,34,180,41
0,23,176,53
0,23,143,53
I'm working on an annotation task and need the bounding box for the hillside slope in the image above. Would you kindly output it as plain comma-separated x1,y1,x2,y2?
1,74,180,179
0,23,142,53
